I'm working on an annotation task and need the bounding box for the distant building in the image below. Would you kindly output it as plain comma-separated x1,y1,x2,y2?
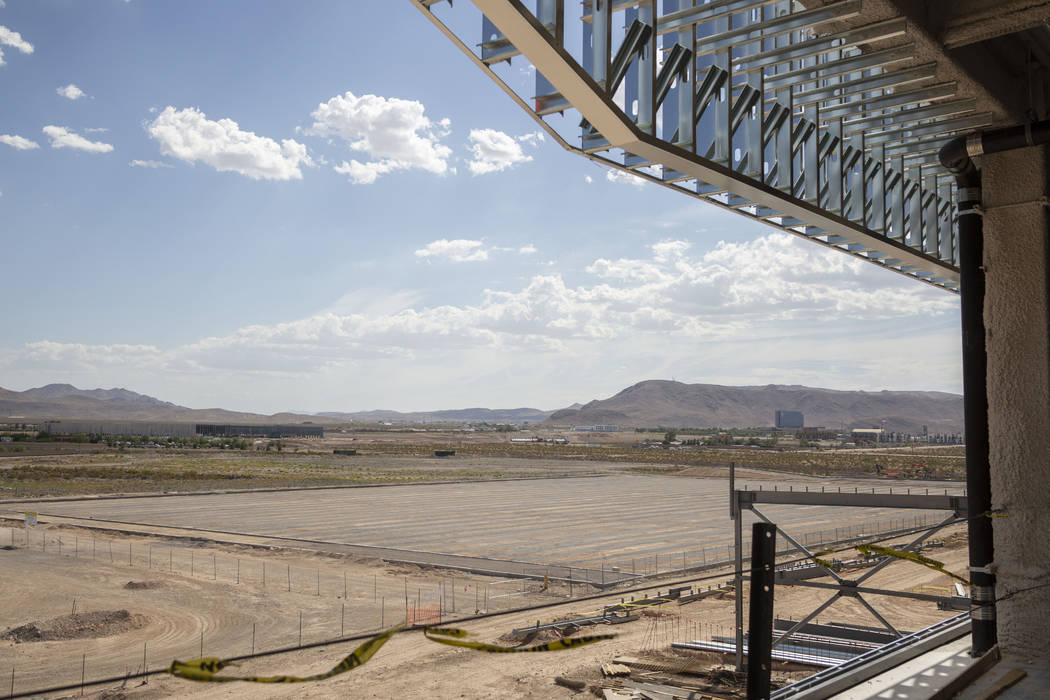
571,425,620,432
43,421,323,439
851,428,885,443
796,427,836,440
44,421,197,438
775,410,804,429
195,424,324,438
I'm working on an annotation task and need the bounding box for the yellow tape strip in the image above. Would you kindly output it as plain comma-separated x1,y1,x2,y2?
423,626,615,653
168,625,401,683
856,544,970,585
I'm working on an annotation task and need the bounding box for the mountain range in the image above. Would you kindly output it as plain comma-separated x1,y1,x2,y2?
549,380,962,434
0,381,963,433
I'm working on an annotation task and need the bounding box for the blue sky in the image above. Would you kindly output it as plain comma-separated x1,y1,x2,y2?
0,1,962,413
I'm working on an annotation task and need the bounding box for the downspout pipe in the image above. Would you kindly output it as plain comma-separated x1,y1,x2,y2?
939,117,1050,656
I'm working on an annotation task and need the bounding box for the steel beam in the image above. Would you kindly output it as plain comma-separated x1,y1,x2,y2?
694,0,862,57
762,44,914,92
732,18,907,71
790,579,960,605
422,0,965,290
737,489,967,512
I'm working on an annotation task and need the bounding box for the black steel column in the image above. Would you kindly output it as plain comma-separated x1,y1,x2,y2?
957,172,997,654
747,522,776,700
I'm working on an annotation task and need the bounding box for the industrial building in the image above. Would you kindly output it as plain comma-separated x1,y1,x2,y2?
43,421,198,438
195,424,324,438
43,422,323,439
775,409,805,429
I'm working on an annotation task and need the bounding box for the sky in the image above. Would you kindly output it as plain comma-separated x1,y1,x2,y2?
0,1,963,414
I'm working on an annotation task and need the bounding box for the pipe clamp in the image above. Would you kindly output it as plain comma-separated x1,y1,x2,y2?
966,132,984,157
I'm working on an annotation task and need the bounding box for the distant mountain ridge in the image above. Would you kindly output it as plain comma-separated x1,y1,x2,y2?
0,381,963,433
0,384,554,425
0,384,331,425
316,407,553,423
548,380,962,434
20,383,178,407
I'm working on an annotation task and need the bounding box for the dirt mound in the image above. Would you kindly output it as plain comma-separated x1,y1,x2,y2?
123,580,165,590
1,610,146,643
499,627,566,645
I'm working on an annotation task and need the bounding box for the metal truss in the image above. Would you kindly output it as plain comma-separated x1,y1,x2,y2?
409,0,1006,292
730,477,969,671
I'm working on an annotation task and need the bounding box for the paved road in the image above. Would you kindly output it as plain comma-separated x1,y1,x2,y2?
11,475,960,585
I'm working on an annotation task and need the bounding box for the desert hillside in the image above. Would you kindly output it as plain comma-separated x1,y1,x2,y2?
548,380,962,433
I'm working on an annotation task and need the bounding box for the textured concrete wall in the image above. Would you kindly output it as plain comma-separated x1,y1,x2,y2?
982,145,1050,661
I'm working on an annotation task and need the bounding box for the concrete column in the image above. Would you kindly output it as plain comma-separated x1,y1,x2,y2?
982,144,1050,661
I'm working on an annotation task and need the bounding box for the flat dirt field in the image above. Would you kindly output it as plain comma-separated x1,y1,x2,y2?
13,473,961,575
0,519,969,699
0,451,970,699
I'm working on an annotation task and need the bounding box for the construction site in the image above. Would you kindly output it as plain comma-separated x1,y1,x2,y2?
0,448,978,699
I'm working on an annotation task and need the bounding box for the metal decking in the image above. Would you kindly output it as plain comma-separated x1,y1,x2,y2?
411,0,1015,293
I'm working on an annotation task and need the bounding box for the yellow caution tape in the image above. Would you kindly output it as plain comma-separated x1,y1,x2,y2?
424,627,469,638
423,626,615,653
168,625,401,683
856,544,970,585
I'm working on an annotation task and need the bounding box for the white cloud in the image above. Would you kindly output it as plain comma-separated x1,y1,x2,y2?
56,84,85,100
146,106,312,181
310,92,452,184
584,175,593,184
0,24,32,66
605,168,647,187
414,239,489,263
0,234,962,407
519,244,537,254
0,23,32,66
0,134,39,150
517,131,544,147
129,159,172,168
42,125,114,153
466,128,542,175
83,127,109,134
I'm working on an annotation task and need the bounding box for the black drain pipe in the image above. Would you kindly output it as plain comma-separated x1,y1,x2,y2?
939,118,1050,656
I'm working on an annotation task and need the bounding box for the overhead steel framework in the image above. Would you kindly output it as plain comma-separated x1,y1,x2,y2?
410,0,1015,292
730,475,968,673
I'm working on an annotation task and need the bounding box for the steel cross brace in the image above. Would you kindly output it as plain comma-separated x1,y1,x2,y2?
730,480,966,666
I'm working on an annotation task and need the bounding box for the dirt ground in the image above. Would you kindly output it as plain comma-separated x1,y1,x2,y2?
0,515,969,699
